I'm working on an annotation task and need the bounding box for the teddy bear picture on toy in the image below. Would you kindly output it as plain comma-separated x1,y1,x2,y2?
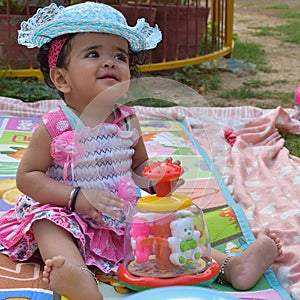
168,217,202,266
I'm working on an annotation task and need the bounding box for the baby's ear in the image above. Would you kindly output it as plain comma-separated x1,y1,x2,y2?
50,68,71,94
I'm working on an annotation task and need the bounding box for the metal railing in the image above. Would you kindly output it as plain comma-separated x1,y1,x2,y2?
0,0,234,79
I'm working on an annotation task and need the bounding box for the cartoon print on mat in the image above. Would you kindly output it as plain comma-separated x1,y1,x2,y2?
143,131,197,156
140,120,171,130
0,147,27,177
0,261,41,281
225,237,249,256
96,271,131,294
0,118,38,147
139,119,182,132
0,147,27,161
179,187,219,204
14,119,39,131
0,118,34,176
0,146,27,176
0,115,285,299
219,206,239,230
205,206,242,245
0,178,23,207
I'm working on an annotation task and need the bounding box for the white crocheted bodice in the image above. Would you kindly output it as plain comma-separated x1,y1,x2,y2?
44,105,139,196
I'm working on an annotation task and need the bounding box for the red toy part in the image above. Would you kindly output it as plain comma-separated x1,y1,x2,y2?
142,159,184,197
117,258,220,291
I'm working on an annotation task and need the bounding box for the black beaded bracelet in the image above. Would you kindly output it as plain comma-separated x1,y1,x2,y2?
148,181,156,194
216,256,231,285
68,187,81,212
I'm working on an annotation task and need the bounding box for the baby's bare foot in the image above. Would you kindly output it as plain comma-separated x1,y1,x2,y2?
224,228,281,290
264,228,282,256
43,256,102,300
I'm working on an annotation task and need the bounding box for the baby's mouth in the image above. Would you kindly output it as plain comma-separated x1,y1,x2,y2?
98,73,118,81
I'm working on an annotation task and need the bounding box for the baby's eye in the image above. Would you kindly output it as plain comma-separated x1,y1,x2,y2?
86,51,99,58
115,53,128,62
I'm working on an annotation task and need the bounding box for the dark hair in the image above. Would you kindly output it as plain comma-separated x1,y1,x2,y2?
37,34,148,100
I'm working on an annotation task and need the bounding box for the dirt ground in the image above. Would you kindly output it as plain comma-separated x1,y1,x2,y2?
177,0,300,108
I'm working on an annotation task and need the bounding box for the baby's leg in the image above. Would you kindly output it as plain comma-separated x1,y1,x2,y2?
33,219,103,300
213,227,282,290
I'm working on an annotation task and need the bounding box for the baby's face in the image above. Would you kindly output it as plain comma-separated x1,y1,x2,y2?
63,32,131,107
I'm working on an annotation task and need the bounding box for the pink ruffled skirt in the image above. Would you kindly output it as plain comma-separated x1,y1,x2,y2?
0,195,125,274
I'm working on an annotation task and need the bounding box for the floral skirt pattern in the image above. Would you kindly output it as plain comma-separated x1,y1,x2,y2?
0,195,125,274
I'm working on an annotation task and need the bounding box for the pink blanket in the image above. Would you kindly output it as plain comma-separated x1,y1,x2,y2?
1,97,300,299
226,107,300,300
136,105,300,300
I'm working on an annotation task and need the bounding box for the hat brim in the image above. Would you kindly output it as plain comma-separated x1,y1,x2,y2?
32,20,147,52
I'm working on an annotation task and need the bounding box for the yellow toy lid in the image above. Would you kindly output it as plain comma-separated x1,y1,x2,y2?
137,194,192,212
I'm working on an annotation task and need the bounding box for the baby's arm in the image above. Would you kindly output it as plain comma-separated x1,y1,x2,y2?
17,122,70,205
16,123,123,222
130,115,184,193
130,115,154,193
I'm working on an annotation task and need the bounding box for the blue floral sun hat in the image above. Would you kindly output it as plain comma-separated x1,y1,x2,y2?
18,1,162,52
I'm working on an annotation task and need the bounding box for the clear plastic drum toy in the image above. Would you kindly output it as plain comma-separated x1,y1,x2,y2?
117,159,220,291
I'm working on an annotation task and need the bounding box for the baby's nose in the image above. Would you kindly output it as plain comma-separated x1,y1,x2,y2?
102,59,115,68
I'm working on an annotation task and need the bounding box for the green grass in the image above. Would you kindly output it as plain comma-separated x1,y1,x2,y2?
279,10,300,20
219,86,293,103
0,77,59,102
218,78,293,108
280,131,300,158
249,4,300,45
205,24,297,106
264,4,289,10
275,21,300,44
250,26,280,38
231,39,274,73
172,64,222,91
253,21,300,44
172,36,285,105
125,98,178,107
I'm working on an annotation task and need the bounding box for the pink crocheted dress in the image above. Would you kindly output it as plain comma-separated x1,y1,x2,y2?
0,104,139,274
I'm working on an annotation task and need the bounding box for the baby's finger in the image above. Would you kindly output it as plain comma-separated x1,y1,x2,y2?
94,196,124,219
165,157,181,166
176,178,185,188
171,178,185,192
100,204,121,219
99,192,124,208
165,157,172,163
90,210,105,225
85,192,123,209
173,160,181,166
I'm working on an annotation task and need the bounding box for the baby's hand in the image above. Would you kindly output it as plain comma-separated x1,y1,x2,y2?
75,188,124,224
